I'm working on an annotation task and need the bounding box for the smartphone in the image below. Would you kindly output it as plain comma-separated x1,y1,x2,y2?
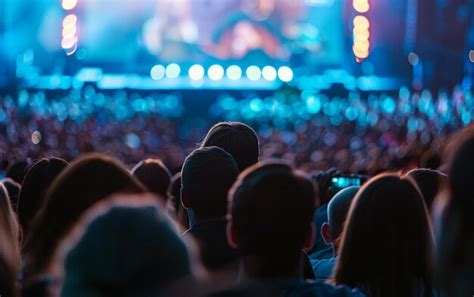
331,175,365,191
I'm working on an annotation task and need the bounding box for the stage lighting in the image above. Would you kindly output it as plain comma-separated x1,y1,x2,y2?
470,50,474,63
246,66,261,81
61,37,77,49
189,64,204,80
226,65,242,80
208,64,224,81
353,16,370,29
165,63,181,79
353,0,369,13
62,15,77,27
262,66,277,81
150,65,165,80
62,0,77,10
408,52,419,66
278,66,293,82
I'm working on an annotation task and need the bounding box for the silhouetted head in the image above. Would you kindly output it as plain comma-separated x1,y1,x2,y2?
406,168,447,210
228,161,317,279
17,158,68,241
131,159,172,200
23,153,146,279
0,184,20,297
6,158,32,184
57,195,194,297
435,125,474,296
321,186,359,249
181,146,239,222
334,174,434,297
200,122,259,172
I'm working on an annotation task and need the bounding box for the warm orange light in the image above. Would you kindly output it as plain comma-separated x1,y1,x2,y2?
62,26,77,38
353,16,370,29
353,45,369,58
62,14,77,27
354,41,370,52
62,0,77,10
353,1,370,13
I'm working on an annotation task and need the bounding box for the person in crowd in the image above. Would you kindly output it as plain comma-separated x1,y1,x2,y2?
17,157,69,245
56,194,198,297
5,158,32,185
334,174,434,297
1,178,20,212
211,161,364,297
312,186,359,282
433,126,474,297
131,158,172,200
169,172,189,229
406,168,447,210
22,153,147,283
181,146,240,271
200,122,259,172
0,184,21,297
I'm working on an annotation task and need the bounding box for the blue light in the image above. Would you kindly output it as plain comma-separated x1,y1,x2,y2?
278,66,293,82
250,98,264,112
150,65,165,80
165,63,180,79
306,96,321,114
246,66,261,81
188,64,204,80
262,66,277,81
208,64,224,81
345,106,359,121
382,97,396,114
226,65,242,80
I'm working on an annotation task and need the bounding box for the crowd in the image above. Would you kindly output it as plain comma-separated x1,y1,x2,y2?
0,118,473,297
2,85,474,174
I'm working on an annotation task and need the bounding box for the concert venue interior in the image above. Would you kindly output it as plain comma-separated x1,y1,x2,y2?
1,1,474,296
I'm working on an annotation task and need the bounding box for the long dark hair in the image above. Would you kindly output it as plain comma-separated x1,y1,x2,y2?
23,153,146,281
435,126,474,296
334,174,434,297
0,184,20,297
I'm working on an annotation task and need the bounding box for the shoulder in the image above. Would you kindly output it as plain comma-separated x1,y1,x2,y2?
286,281,367,297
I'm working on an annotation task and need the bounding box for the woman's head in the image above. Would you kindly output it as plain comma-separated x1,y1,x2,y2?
56,194,195,297
434,125,474,296
23,153,146,279
17,157,68,242
0,184,20,297
334,174,434,297
131,158,172,200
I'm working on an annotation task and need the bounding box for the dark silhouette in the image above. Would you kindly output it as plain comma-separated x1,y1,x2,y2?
6,158,32,184
23,153,146,282
406,168,447,210
334,174,434,297
181,146,240,271
17,157,68,244
131,158,172,200
2,178,20,212
200,122,259,172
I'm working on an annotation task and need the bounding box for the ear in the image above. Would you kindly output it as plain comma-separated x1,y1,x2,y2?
303,223,316,251
181,191,190,209
226,220,239,249
321,222,333,245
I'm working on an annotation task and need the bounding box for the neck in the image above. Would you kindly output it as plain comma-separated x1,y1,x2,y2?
187,211,224,228
238,253,304,283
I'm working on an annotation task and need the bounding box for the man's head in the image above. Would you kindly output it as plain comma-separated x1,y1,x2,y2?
131,159,172,200
227,161,317,277
200,122,259,172
181,147,239,222
321,186,359,249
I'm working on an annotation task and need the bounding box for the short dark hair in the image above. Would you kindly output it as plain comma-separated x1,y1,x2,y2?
131,159,172,200
17,158,69,241
327,186,359,242
181,146,239,219
229,161,316,256
5,158,32,184
201,122,259,172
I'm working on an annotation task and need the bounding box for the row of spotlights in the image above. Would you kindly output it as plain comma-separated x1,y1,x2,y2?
151,64,293,82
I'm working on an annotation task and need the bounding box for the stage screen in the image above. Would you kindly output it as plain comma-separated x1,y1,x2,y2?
1,0,345,76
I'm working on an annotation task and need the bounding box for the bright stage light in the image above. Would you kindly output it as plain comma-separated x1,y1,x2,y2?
62,0,77,10
278,66,293,82
226,65,242,80
353,16,370,29
408,52,420,66
246,66,261,81
208,64,224,81
165,63,180,79
189,64,204,80
61,37,77,49
353,0,369,13
470,50,474,63
262,66,277,81
150,65,165,80
63,15,77,27
62,26,77,38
